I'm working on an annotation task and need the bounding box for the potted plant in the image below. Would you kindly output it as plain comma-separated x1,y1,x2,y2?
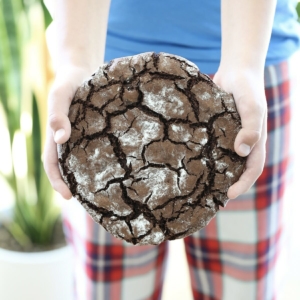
0,1,73,299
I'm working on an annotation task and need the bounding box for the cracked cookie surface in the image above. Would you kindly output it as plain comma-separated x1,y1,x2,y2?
58,52,246,245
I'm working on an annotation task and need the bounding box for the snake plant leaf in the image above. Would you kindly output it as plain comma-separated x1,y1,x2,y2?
1,0,22,118
3,221,33,249
41,0,52,28
39,207,61,244
37,168,54,217
32,93,42,195
0,4,11,129
14,197,36,231
12,198,38,244
0,0,23,138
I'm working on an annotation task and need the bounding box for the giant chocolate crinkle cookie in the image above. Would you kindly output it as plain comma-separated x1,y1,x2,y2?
58,52,246,245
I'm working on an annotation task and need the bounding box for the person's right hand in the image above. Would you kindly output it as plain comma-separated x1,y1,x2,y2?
44,65,93,200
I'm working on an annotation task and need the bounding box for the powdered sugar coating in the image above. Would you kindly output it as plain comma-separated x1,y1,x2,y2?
130,214,152,237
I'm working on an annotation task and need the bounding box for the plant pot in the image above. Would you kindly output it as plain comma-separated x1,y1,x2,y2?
0,206,74,300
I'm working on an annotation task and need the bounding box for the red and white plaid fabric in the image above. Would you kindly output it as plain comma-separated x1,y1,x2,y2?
62,51,300,300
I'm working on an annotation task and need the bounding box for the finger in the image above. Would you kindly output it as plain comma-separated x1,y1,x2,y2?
234,95,266,157
48,83,73,144
227,145,264,199
228,112,267,198
44,127,72,200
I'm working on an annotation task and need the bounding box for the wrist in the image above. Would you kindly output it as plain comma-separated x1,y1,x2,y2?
57,50,100,74
216,64,264,85
218,57,265,78
53,64,93,86
46,24,104,75
49,64,94,101
213,66,266,101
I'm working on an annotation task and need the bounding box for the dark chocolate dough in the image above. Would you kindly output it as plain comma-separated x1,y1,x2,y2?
58,52,246,245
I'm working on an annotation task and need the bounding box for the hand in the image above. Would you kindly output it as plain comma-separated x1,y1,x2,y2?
213,68,267,199
44,65,92,200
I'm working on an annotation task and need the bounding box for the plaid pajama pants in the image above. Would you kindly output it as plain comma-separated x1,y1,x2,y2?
62,50,300,300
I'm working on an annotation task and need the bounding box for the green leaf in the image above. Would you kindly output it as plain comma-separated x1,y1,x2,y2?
41,0,52,28
39,207,61,244
3,221,33,249
13,199,36,236
1,0,22,118
297,3,300,22
0,0,23,139
32,93,42,196
0,3,11,126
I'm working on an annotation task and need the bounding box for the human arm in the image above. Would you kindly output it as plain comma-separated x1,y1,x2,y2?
214,0,277,199
43,0,111,199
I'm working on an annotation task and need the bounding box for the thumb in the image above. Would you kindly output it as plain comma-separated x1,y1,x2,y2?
49,112,71,144
234,99,266,157
48,85,73,144
47,66,94,144
234,128,261,157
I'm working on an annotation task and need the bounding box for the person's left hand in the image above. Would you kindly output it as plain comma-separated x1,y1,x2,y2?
213,68,267,199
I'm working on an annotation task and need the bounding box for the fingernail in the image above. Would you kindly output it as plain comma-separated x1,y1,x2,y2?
239,143,251,156
54,129,65,142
